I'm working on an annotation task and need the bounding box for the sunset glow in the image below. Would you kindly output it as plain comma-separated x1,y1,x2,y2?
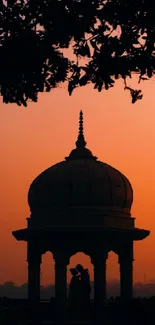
0,78,154,286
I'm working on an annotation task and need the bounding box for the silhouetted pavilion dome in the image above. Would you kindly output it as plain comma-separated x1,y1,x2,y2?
28,111,133,218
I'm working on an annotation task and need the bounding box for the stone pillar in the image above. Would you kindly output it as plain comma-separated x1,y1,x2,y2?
28,261,41,303
119,242,133,300
92,251,108,323
27,242,41,303
54,252,68,323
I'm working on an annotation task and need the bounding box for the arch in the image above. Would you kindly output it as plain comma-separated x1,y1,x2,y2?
40,250,55,299
106,250,120,298
67,251,93,298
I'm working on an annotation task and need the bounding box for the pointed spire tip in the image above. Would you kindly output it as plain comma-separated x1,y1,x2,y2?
76,110,86,148
65,109,97,160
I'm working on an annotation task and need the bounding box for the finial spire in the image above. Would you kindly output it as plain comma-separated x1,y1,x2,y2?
76,110,87,148
65,110,97,160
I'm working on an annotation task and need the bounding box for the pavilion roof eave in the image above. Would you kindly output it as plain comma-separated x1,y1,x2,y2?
12,226,150,242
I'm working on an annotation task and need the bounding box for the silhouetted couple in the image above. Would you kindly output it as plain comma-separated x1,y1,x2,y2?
68,264,91,320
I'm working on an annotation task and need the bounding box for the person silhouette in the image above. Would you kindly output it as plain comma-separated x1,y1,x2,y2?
76,264,91,318
68,268,81,319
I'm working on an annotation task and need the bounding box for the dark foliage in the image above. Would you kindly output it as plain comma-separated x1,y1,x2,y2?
0,0,155,106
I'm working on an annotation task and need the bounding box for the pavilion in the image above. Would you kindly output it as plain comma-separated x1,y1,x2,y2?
12,111,150,323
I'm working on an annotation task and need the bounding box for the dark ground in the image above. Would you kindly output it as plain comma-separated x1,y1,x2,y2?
0,297,155,325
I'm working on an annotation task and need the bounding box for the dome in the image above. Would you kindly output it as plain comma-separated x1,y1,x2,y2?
28,111,133,219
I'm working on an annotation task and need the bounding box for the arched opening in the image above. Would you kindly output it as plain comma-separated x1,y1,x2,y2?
40,251,55,300
67,252,94,298
106,251,120,298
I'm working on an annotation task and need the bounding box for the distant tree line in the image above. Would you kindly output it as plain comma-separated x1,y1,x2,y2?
0,0,155,106
0,280,155,299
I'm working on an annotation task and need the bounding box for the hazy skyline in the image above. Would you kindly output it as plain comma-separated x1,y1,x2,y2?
1,279,155,299
0,77,154,286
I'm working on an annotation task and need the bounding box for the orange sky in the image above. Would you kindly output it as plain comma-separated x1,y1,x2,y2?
0,77,155,287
